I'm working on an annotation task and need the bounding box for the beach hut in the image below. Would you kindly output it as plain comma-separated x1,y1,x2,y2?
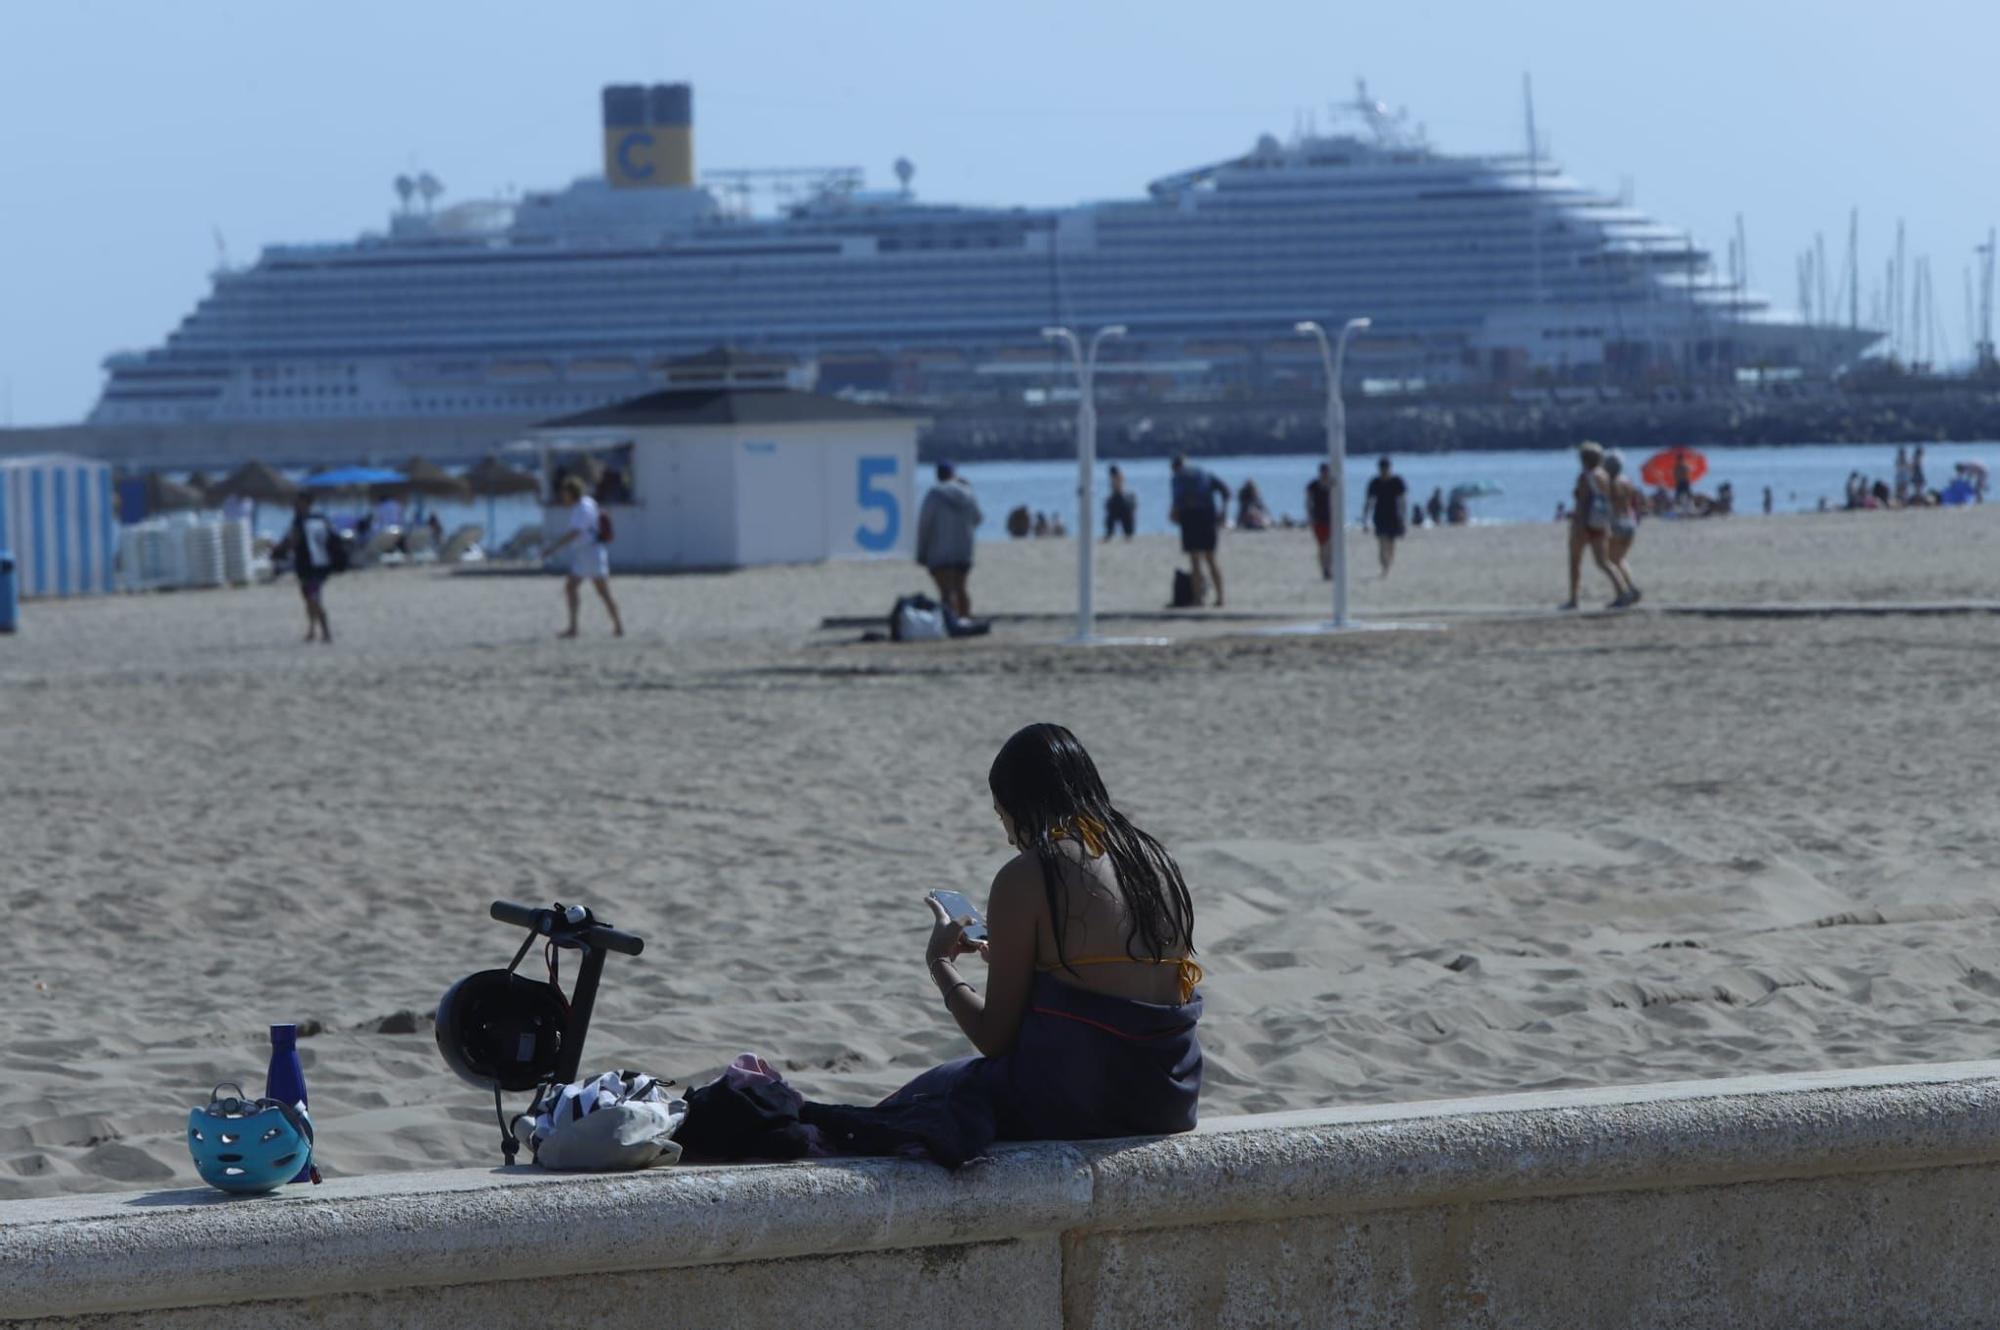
535,379,922,571
0,454,118,599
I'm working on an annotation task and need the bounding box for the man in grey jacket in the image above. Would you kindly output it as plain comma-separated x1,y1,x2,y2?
915,462,983,619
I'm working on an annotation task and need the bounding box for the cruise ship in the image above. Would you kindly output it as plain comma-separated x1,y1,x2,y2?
74,82,1875,460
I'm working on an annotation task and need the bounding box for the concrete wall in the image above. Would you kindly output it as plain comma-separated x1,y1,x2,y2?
8,1060,2000,1328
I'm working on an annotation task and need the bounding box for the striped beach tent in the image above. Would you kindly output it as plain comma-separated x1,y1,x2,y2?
0,454,118,599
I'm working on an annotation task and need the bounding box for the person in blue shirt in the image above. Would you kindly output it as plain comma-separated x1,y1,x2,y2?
1169,454,1231,607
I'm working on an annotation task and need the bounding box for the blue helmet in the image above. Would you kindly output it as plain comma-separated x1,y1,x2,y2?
188,1083,314,1195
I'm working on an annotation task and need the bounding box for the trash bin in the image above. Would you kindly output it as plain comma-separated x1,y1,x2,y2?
0,549,15,632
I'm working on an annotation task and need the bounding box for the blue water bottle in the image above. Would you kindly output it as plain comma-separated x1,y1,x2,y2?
264,1023,312,1182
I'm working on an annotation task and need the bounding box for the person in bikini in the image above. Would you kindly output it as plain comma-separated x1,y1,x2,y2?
894,722,1203,1143
1562,440,1631,611
1602,449,1642,608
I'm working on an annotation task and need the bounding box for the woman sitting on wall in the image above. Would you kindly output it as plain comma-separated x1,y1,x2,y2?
882,722,1203,1143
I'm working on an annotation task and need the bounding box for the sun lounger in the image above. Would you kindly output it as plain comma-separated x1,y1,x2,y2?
357,527,403,567
497,525,546,561
438,524,485,564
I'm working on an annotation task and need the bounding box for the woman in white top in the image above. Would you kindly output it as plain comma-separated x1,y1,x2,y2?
542,475,625,638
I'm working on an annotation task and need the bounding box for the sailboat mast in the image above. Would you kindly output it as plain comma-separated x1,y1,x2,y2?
1523,73,1543,305
1979,227,1996,370
1847,209,1859,331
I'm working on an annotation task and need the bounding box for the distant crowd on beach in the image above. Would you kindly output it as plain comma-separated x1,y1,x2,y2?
961,454,1453,610
265,438,1993,646
1842,445,1987,511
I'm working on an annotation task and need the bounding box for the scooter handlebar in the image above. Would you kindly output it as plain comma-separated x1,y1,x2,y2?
489,900,644,956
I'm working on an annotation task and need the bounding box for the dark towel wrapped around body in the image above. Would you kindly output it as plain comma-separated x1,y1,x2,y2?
802,971,1202,1165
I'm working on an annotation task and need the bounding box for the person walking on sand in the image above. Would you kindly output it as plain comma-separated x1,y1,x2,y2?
1363,456,1407,576
916,461,983,618
272,491,338,644
1305,463,1334,580
1103,464,1137,541
1562,441,1631,610
542,475,624,638
1603,450,1643,607
1169,454,1231,607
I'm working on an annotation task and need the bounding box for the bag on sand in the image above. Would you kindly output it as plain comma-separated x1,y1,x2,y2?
1170,568,1199,608
891,594,948,642
511,1069,686,1171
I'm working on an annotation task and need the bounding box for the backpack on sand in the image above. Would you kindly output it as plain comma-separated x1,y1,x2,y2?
510,1069,686,1171
1170,568,1199,608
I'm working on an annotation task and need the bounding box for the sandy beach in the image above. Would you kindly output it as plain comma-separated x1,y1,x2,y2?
3,504,1997,1198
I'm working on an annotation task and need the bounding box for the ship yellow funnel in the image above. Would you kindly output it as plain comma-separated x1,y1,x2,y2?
603,83,693,189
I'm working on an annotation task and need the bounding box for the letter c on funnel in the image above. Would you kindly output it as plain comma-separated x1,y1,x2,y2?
616,131,655,180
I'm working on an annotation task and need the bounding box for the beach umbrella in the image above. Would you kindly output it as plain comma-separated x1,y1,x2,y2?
463,454,542,541
143,472,205,513
209,461,298,503
463,454,542,498
1447,480,1504,504
208,460,298,532
304,465,407,492
183,470,216,505
396,457,472,500
1640,446,1707,490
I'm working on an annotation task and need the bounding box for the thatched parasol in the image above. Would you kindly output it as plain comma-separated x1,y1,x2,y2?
396,457,473,500
462,454,541,498
210,460,299,503
462,454,543,545
144,473,206,513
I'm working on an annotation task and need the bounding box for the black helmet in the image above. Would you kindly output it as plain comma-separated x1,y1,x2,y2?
435,970,569,1091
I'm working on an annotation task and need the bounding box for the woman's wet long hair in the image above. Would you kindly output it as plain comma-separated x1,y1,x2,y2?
988,723,1195,972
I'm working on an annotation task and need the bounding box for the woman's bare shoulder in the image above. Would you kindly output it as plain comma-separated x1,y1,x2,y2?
990,851,1043,903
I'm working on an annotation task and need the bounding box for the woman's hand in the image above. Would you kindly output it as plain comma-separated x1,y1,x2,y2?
925,896,989,968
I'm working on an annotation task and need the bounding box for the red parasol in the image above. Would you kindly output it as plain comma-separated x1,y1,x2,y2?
1641,446,1707,490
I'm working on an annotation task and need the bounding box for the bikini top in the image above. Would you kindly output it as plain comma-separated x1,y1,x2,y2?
1043,816,1203,1003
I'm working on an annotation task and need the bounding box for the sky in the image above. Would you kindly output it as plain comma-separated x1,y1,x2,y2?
2,0,1996,425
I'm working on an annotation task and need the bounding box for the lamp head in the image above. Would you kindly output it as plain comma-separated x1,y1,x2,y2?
1040,326,1068,341
1102,324,1128,338
1294,320,1321,334
1346,317,1373,332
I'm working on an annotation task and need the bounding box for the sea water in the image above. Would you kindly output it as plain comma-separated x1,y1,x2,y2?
219,440,1996,548
952,442,1998,535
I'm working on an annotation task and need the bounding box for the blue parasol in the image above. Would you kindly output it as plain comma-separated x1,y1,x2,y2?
304,466,407,490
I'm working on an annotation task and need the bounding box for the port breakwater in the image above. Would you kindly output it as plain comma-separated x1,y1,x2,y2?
921,385,2000,462
3,387,1996,473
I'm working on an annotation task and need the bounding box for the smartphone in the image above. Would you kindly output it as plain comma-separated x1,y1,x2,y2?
927,889,989,943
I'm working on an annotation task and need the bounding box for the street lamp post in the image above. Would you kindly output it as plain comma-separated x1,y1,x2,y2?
1295,317,1371,628
1042,323,1127,643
